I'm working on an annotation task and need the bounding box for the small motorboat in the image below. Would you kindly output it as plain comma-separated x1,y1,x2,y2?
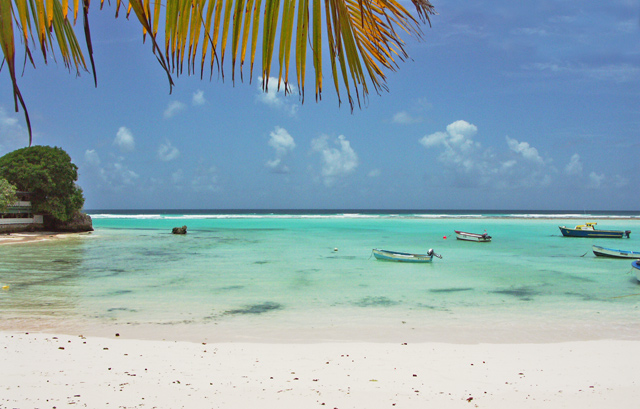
454,230,491,242
372,248,442,263
632,260,640,282
592,245,640,259
558,222,630,238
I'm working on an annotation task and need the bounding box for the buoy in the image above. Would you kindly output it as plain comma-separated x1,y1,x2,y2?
2,285,9,290
334,248,338,252
443,236,447,239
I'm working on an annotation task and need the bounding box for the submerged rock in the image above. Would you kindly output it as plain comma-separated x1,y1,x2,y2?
172,225,187,234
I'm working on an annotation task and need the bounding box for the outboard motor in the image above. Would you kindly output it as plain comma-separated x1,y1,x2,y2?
625,230,631,238
427,248,443,259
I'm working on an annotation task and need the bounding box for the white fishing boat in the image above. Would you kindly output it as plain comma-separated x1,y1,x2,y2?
454,230,491,242
632,260,640,282
592,245,640,259
372,248,442,263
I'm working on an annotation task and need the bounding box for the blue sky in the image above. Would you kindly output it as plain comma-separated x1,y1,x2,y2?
1,0,638,210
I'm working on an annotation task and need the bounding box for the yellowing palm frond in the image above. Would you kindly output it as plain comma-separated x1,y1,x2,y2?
1,0,436,145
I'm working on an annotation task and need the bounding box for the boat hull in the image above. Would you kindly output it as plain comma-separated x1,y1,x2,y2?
372,249,433,263
632,260,640,282
454,231,491,242
559,226,628,238
592,245,640,259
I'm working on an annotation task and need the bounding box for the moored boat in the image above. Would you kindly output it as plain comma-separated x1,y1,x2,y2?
632,260,640,282
454,230,491,242
592,245,640,259
558,222,630,238
372,248,442,263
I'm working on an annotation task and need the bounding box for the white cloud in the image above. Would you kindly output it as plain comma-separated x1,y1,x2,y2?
506,136,545,165
158,140,180,161
420,120,554,189
84,149,101,166
191,165,219,192
192,90,206,106
368,169,381,177
266,126,295,173
420,120,479,152
312,134,359,187
256,76,298,116
564,153,583,175
588,171,605,188
0,106,29,153
392,111,422,125
163,101,187,119
114,127,135,152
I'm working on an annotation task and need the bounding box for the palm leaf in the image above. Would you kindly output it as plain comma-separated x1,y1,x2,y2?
2,0,436,145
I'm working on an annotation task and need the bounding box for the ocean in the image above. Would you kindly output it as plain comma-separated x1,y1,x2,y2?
1,210,640,343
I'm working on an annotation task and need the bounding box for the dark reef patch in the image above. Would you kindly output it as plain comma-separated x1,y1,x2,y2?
224,301,283,315
429,287,474,293
354,296,399,307
491,287,537,301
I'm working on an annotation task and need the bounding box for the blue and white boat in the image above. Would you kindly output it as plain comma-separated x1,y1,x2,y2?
632,260,640,282
592,245,640,259
372,248,442,263
559,222,630,238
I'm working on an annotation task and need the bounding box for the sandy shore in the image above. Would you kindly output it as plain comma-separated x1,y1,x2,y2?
0,231,89,245
2,332,639,408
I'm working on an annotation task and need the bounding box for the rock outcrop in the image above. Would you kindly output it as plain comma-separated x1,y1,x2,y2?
172,225,187,234
47,211,94,232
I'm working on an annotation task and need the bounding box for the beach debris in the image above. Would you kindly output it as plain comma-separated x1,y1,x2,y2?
172,225,188,234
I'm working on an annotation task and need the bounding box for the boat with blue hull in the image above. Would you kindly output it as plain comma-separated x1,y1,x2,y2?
559,223,630,238
592,245,640,259
632,260,640,282
372,248,442,263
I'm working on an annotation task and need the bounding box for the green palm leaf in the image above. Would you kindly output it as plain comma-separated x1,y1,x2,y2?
1,0,436,145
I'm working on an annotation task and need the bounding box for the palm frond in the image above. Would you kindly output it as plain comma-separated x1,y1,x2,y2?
1,0,436,145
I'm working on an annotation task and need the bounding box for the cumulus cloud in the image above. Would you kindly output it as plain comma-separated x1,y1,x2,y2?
420,120,553,189
266,126,295,173
158,140,180,161
588,171,605,188
506,136,545,165
312,134,359,187
565,153,583,175
0,106,29,153
84,149,101,166
392,111,422,125
114,127,135,152
256,76,298,116
191,165,219,192
163,101,187,119
192,90,206,106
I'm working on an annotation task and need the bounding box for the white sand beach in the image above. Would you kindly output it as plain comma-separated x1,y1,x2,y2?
2,331,639,408
0,231,85,245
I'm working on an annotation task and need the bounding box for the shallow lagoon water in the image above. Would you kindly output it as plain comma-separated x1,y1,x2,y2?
2,211,640,343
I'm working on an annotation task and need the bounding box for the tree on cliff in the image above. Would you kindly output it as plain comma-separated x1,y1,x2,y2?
0,0,435,145
0,146,84,223
0,178,17,212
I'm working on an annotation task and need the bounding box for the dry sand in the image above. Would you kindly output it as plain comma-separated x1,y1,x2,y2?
0,231,87,245
2,331,639,408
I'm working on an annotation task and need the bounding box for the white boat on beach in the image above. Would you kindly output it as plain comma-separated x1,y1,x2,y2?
454,230,491,242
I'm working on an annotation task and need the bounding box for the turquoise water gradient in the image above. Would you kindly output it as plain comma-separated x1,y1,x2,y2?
2,211,640,342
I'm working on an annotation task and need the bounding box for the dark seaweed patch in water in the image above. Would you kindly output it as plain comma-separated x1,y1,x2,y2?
224,302,283,315
327,255,357,260
107,307,137,312
429,287,474,293
218,285,244,291
491,287,537,301
564,291,599,301
109,289,133,296
354,296,399,307
254,261,269,264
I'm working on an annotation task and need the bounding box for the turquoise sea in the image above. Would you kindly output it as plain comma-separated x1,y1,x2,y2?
2,210,640,343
